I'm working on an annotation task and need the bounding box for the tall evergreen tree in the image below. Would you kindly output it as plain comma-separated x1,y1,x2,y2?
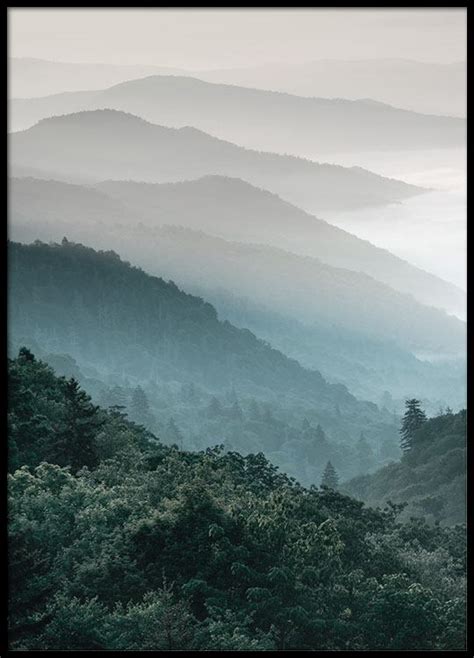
400,398,427,452
320,461,339,490
52,378,103,471
130,386,154,428
100,385,128,413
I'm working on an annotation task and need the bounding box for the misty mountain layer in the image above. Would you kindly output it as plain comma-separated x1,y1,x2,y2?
8,239,401,473
9,110,424,214
9,57,466,118
9,175,464,317
9,75,465,157
9,204,466,359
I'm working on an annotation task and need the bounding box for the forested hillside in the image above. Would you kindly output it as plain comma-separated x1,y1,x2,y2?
8,239,401,485
201,288,466,414
9,175,465,314
8,217,466,357
345,407,466,526
8,349,466,650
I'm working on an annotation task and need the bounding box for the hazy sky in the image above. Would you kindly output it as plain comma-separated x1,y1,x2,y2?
9,8,466,69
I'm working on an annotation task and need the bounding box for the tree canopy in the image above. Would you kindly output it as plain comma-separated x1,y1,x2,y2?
7,350,466,651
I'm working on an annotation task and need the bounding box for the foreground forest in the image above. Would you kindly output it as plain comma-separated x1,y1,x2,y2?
8,349,466,650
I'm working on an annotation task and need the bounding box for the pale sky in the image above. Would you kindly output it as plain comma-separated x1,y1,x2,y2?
8,8,466,69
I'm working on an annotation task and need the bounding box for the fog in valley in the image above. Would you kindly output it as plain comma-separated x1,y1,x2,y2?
7,8,468,652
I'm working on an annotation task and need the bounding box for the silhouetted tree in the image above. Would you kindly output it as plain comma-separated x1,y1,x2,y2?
52,378,103,471
130,386,153,428
321,461,339,490
400,399,427,452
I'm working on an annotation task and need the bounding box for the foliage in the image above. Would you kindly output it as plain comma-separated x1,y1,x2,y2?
400,398,427,452
346,408,466,525
8,351,466,650
8,238,401,484
320,461,339,490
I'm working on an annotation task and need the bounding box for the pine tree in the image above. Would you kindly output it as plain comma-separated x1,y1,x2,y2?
52,378,103,471
320,460,339,490
400,398,427,452
130,386,154,428
100,385,128,413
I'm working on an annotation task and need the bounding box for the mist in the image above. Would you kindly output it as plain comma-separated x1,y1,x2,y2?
7,9,468,651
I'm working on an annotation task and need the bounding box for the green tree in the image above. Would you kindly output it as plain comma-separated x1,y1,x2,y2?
130,386,154,428
320,461,339,490
51,378,103,471
400,399,427,452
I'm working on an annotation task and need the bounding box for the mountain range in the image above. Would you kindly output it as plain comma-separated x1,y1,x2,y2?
8,239,400,460
9,175,465,317
10,201,466,360
9,71,466,158
9,109,425,214
9,57,466,118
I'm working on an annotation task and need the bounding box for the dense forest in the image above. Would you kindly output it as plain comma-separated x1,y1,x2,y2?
8,349,466,650
345,406,466,526
8,239,402,485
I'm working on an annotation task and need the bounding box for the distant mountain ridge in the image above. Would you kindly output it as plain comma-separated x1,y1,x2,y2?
9,74,465,157
9,198,466,357
9,109,425,214
8,237,385,423
9,57,466,117
9,175,464,316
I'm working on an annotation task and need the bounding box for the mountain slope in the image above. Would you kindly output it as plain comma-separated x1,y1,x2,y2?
9,213,466,356
9,75,465,156
195,59,467,118
195,288,466,413
7,239,361,407
9,175,464,316
9,57,466,117
8,350,466,651
8,56,184,98
8,110,423,213
9,238,408,484
344,409,466,526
